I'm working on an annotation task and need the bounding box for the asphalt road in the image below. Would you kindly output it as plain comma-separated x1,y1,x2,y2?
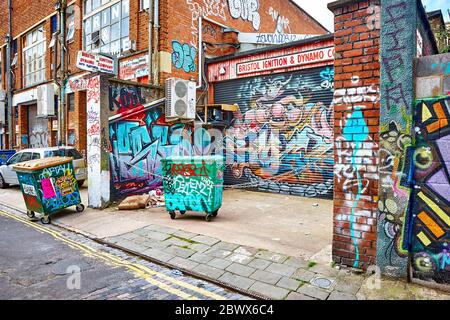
0,211,245,300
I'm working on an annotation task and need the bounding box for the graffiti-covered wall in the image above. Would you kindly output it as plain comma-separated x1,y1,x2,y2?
405,53,450,284
214,66,334,198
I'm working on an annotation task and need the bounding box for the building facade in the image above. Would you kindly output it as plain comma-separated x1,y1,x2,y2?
0,0,328,155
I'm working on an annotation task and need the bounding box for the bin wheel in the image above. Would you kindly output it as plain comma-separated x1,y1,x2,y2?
212,210,219,217
205,214,213,222
76,204,85,213
179,210,186,215
26,211,35,218
169,211,176,220
40,216,51,225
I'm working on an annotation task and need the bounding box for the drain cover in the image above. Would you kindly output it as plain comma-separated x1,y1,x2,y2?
311,277,332,289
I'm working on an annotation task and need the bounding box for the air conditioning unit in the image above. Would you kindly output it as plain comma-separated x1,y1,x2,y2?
165,78,196,121
37,84,55,118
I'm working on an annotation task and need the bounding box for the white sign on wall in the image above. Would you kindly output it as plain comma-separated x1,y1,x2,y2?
119,55,149,80
76,51,117,75
0,90,5,125
236,47,335,75
238,33,321,45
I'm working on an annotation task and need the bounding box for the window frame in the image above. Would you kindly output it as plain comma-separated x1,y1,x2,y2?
83,0,130,55
22,25,46,88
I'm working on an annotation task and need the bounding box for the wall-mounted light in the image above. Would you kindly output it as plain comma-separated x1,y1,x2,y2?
222,27,239,35
219,66,226,75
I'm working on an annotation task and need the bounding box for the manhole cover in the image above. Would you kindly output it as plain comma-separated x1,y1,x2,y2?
311,277,333,289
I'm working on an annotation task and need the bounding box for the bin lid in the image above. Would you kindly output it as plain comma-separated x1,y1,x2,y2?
13,156,73,172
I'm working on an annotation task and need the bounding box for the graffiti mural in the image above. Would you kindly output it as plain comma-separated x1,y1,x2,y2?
215,67,334,197
172,41,197,73
109,103,222,199
227,0,261,31
378,0,416,276
268,6,290,34
404,97,450,284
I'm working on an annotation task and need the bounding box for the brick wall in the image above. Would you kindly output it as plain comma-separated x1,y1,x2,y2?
329,0,381,270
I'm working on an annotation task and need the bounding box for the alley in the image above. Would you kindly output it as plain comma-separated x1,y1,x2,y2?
0,210,246,300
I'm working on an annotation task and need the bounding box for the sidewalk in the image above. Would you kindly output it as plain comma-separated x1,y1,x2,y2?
1,187,449,300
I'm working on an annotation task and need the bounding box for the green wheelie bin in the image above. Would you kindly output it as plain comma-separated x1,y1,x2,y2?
13,156,85,224
161,155,224,222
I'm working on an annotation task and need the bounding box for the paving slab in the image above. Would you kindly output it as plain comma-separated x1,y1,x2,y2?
277,277,301,291
191,235,221,246
265,263,296,277
249,282,289,300
247,258,272,270
297,284,330,300
207,258,233,270
189,252,214,264
286,292,317,300
144,224,176,234
212,242,240,251
194,264,226,280
204,248,233,259
284,257,309,269
189,243,211,253
164,246,196,259
226,263,256,277
141,248,175,263
168,257,199,270
171,229,198,240
309,264,339,277
255,251,288,263
226,253,253,265
234,246,260,256
163,237,193,247
328,291,357,300
292,269,317,282
219,272,255,291
250,270,282,285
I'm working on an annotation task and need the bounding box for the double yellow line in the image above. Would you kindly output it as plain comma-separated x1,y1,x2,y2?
0,210,226,300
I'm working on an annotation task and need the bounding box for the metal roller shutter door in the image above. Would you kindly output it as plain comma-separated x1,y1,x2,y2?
214,66,334,198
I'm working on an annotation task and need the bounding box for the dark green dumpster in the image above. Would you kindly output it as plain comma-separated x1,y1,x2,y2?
161,156,224,222
13,156,85,224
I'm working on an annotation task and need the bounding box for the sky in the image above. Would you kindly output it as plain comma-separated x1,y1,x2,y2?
294,0,450,33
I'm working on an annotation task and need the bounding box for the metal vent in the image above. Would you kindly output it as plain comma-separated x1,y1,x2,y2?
175,100,187,116
175,81,188,98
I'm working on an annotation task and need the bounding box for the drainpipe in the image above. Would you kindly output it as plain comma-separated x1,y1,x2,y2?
196,16,203,89
6,0,13,149
152,0,159,85
147,0,154,85
57,0,67,146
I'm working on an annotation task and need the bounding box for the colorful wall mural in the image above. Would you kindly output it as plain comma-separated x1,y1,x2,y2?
405,97,450,284
214,66,334,198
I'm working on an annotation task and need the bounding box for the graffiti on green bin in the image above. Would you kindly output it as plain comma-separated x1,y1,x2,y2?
162,157,224,213
18,162,80,214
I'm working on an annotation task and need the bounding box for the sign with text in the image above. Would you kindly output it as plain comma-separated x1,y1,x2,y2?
119,55,149,80
76,51,117,75
238,32,321,45
236,47,335,75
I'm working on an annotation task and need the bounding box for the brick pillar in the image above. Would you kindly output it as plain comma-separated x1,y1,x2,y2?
328,0,381,270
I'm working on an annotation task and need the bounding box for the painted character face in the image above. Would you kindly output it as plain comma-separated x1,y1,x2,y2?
269,103,286,127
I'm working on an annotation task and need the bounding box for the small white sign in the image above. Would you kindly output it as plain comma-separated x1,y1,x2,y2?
76,51,116,75
22,184,37,196
238,32,321,45
119,55,149,80
236,47,335,75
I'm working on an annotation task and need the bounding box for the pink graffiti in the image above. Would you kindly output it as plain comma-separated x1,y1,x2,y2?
87,121,100,136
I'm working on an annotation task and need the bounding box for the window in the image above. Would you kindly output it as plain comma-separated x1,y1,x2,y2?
141,0,150,10
32,153,41,160
0,52,2,89
7,153,22,165
20,152,33,162
23,25,46,87
83,0,130,55
68,93,75,112
67,5,76,42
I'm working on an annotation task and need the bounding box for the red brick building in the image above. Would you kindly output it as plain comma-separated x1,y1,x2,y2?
0,0,328,154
